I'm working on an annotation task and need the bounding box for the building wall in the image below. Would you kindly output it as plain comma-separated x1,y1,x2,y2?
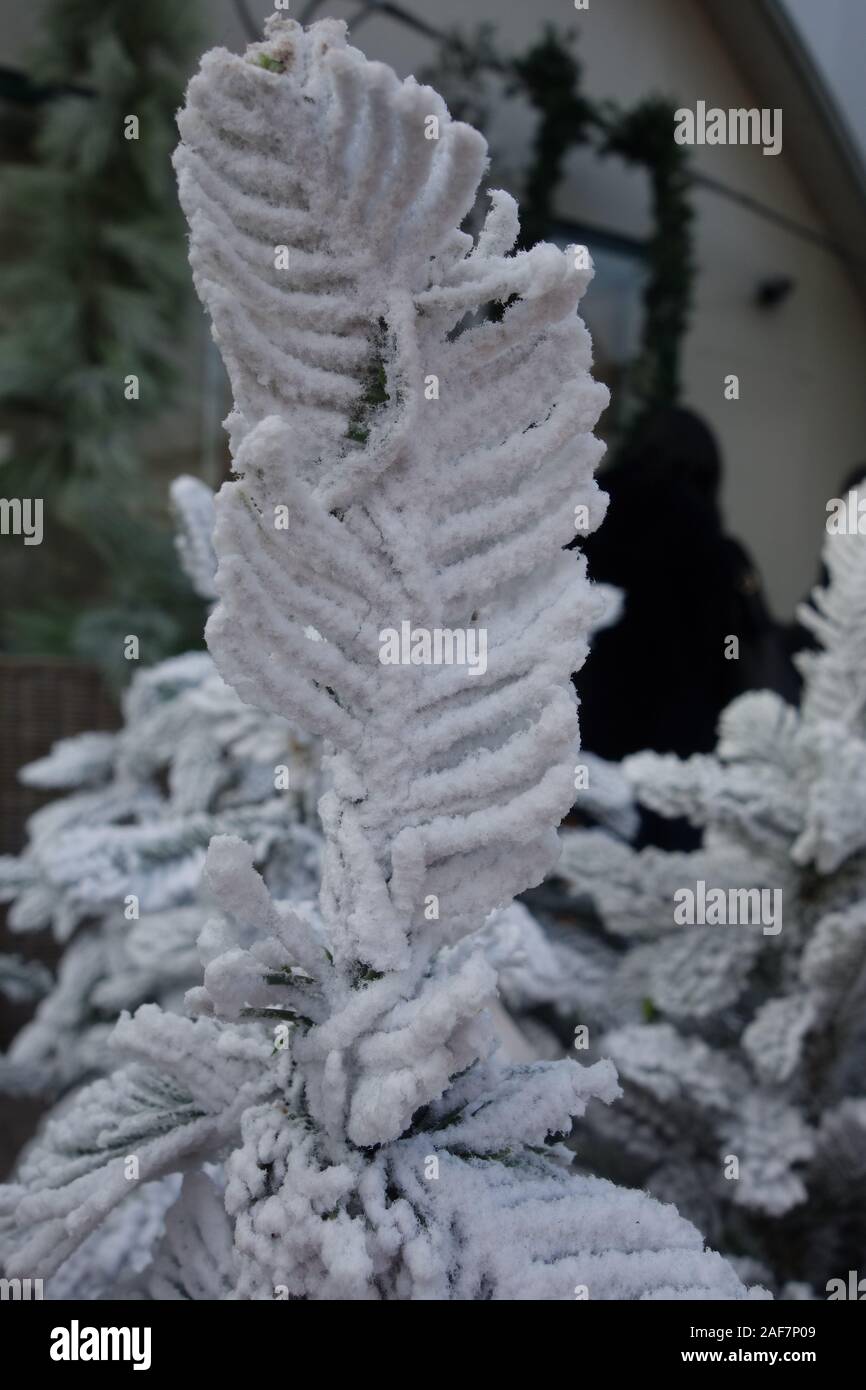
9,0,866,615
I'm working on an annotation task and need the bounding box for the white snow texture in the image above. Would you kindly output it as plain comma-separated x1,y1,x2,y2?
0,15,764,1302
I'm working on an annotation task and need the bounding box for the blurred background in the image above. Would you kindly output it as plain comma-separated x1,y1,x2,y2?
1,0,866,1171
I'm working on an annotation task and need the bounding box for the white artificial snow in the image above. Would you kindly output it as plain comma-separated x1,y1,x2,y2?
0,15,763,1302
0,483,321,1096
547,525,866,1293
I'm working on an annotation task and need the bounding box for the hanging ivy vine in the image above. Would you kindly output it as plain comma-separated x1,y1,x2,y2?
507,29,596,254
596,96,694,425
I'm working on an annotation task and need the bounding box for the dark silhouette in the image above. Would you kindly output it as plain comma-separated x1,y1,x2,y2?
576,409,795,845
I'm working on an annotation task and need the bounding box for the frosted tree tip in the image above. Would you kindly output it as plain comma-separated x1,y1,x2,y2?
247,15,349,76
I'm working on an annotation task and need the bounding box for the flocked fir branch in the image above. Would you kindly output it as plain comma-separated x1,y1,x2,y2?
545,526,866,1295
0,15,764,1302
0,478,321,1097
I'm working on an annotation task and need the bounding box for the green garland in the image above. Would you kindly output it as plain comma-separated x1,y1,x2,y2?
595,97,694,427
507,29,595,254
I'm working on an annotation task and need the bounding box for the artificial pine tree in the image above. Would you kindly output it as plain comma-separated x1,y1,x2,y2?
549,525,866,1296
0,477,321,1097
0,17,764,1301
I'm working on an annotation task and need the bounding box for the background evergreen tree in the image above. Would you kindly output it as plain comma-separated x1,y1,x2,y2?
535,527,866,1295
0,0,206,683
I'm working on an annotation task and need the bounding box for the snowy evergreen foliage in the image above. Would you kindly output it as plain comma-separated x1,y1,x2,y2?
0,478,320,1096
0,17,765,1301
0,955,52,1005
171,474,220,604
550,527,866,1295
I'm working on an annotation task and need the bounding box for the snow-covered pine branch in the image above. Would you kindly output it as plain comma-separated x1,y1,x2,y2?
171,474,220,604
545,526,866,1294
796,527,866,731
0,480,321,1096
0,15,764,1301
